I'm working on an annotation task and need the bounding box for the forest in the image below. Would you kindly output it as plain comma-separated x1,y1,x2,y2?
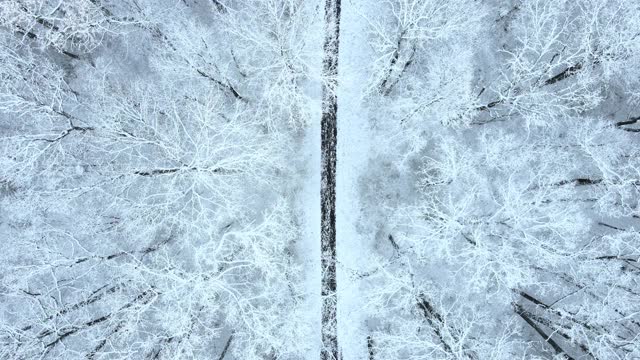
0,0,639,359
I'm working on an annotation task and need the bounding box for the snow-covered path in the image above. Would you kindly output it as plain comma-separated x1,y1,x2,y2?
296,116,322,359
336,1,373,359
320,0,340,358
295,3,326,356
307,0,373,358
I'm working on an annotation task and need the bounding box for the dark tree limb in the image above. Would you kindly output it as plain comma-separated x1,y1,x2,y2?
474,61,584,115
22,283,122,334
515,302,597,359
217,335,233,360
43,289,156,351
133,166,231,177
616,116,640,132
379,33,415,96
34,125,94,143
514,303,575,360
195,69,246,102
545,63,583,85
416,294,477,359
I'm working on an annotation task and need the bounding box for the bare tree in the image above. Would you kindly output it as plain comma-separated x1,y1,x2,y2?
362,0,640,358
0,0,315,358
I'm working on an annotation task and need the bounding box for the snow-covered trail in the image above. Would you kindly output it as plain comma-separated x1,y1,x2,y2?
320,0,340,358
295,2,326,356
336,0,373,359
309,0,373,357
296,116,322,359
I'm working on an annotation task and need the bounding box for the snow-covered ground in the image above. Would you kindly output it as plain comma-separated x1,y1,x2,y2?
296,114,323,358
295,7,327,355
296,36,324,357
336,1,374,358
298,3,378,358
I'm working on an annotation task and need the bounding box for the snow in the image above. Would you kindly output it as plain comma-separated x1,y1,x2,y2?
336,1,375,358
295,9,325,355
296,114,323,358
3,0,640,358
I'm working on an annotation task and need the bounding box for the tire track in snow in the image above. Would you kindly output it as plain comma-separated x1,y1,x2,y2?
320,0,341,359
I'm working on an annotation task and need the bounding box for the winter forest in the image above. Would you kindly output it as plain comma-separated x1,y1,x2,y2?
0,0,639,359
